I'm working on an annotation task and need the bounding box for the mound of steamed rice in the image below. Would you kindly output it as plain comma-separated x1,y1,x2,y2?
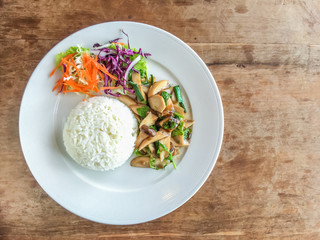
63,96,138,171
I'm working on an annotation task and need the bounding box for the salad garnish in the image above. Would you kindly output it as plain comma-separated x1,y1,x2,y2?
50,32,150,97
50,51,119,95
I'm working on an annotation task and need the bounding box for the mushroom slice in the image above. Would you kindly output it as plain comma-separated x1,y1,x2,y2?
130,156,167,169
126,92,138,99
159,136,171,161
160,110,174,118
131,157,150,168
140,125,156,137
148,143,155,154
147,80,169,97
184,119,195,128
132,71,141,85
118,95,137,107
148,95,166,113
173,102,185,116
161,87,173,94
138,129,169,150
170,142,180,156
172,135,190,147
170,142,175,155
154,158,168,169
171,138,179,147
135,131,149,149
129,104,148,115
141,85,149,94
133,113,141,123
166,98,174,112
140,112,158,127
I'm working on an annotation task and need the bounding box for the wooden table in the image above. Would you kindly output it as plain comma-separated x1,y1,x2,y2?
1,1,320,239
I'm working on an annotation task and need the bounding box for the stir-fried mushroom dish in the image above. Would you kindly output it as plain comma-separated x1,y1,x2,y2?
119,75,195,170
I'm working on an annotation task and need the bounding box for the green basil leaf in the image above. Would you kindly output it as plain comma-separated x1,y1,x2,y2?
160,91,171,106
136,106,150,119
171,121,184,137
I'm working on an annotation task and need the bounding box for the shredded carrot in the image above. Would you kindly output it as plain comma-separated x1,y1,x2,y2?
50,52,117,96
50,53,76,77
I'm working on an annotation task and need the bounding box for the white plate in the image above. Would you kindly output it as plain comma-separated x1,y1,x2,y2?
19,21,224,225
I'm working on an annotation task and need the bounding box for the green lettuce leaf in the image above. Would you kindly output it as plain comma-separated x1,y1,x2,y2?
109,43,128,50
55,46,89,66
130,48,148,79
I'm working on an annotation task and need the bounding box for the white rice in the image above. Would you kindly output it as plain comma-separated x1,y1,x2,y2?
63,96,138,171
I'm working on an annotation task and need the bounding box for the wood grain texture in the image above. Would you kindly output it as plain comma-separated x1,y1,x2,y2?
1,0,320,239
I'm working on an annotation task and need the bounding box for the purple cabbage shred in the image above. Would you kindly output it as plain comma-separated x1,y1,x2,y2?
91,31,151,97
